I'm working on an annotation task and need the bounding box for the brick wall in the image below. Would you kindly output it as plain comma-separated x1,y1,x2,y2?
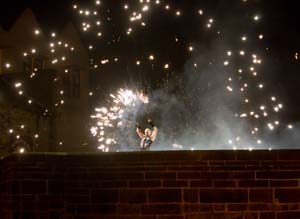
1,150,300,219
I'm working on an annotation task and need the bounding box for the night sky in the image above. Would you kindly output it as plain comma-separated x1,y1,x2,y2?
1,0,300,150
1,1,299,91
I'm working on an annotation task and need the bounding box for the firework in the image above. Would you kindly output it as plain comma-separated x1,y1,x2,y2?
90,89,148,151
2,0,296,153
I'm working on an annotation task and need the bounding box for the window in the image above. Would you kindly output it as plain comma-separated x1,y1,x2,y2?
63,69,80,99
23,57,44,73
72,70,80,98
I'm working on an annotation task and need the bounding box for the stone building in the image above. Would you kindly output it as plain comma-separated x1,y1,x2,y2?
0,9,91,154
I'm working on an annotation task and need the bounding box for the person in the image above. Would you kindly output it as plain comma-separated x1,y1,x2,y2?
136,119,158,150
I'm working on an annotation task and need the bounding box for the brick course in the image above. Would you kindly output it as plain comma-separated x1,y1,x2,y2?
1,150,300,218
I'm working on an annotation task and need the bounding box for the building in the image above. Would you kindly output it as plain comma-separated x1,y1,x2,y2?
0,9,91,154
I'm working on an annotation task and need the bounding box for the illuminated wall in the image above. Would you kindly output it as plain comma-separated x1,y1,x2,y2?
1,150,300,218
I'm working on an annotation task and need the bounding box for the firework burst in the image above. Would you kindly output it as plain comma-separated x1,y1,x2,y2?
90,88,148,151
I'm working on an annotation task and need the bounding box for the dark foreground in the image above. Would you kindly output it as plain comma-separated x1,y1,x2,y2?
1,150,300,219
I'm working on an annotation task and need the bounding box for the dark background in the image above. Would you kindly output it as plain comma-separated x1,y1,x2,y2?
1,0,300,121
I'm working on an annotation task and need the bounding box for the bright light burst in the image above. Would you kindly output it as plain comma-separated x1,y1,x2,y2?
90,89,148,151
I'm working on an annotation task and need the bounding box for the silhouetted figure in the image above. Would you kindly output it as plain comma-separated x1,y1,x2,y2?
136,119,158,150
